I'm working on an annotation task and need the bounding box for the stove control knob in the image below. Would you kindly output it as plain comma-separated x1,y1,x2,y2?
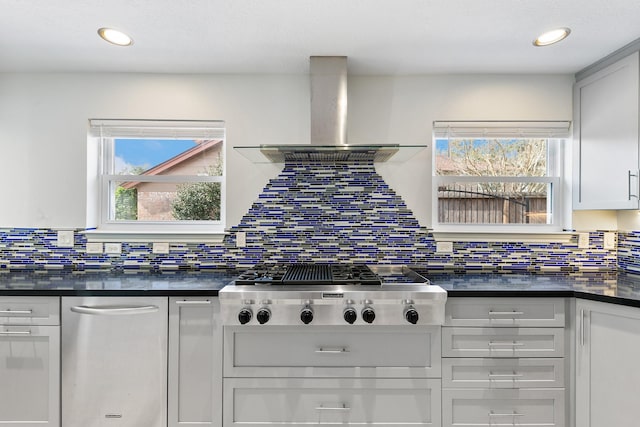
300,306,314,324
257,308,271,324
361,307,376,324
238,308,253,325
343,307,357,324
404,307,419,325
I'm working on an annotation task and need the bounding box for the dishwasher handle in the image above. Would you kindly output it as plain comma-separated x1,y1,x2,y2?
70,305,160,316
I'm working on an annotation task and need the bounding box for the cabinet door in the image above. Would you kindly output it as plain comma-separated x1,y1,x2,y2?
224,378,441,427
0,296,60,325
443,388,565,427
442,357,565,389
0,325,59,427
442,327,565,358
445,298,566,327
224,325,441,378
574,51,640,209
576,299,640,427
169,297,222,427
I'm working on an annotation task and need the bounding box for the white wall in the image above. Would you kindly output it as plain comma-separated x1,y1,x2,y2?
0,72,574,230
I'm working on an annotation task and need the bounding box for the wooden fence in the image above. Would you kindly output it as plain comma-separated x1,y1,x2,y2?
438,187,548,224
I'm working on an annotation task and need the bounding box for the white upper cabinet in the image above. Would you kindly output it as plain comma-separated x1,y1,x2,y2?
573,51,640,209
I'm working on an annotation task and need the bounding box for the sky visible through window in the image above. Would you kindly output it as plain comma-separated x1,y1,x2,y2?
114,138,197,173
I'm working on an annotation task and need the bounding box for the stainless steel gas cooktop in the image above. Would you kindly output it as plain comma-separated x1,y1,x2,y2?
219,263,447,326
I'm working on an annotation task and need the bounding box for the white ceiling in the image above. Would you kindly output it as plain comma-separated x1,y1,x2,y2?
1,0,639,75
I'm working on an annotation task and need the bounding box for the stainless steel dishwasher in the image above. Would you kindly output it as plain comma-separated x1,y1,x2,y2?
61,297,168,427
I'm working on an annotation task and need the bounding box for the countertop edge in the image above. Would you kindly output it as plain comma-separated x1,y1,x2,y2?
3,287,640,309
0,289,222,297
446,289,640,308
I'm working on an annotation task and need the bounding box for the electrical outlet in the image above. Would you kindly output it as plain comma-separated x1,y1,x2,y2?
603,232,616,250
236,232,247,248
577,233,590,249
86,242,103,254
56,230,75,248
153,242,170,254
436,241,453,253
104,243,122,255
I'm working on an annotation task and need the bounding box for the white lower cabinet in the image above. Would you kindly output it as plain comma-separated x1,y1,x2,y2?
576,299,640,427
222,325,442,427
169,297,223,427
224,378,441,427
443,388,565,427
443,298,568,427
0,297,60,427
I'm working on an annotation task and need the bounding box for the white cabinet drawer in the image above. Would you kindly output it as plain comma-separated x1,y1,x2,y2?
443,388,565,427
224,325,441,378
445,298,565,327
224,378,441,427
0,297,59,325
0,325,60,426
442,327,564,358
442,358,565,388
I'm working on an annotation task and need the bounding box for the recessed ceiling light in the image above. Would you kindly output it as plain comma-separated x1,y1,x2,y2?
533,28,571,47
98,27,133,46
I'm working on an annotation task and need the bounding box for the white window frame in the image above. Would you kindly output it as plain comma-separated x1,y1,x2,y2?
88,119,226,239
432,121,571,234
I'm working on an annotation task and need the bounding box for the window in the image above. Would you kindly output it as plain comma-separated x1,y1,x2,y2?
432,121,570,232
89,119,226,234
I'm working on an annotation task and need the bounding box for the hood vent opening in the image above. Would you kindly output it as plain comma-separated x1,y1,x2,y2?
234,56,427,163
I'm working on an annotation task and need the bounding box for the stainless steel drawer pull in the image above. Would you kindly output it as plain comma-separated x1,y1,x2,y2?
316,404,351,411
316,347,349,353
488,310,524,316
488,341,525,347
105,414,123,419
0,330,32,335
70,305,160,316
489,411,524,417
488,372,524,378
175,300,212,305
0,309,33,315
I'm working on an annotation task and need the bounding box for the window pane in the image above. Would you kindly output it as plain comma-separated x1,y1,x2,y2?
112,180,221,221
437,181,551,224
114,138,223,176
435,138,547,177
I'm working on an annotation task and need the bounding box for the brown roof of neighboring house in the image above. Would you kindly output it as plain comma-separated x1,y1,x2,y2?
121,139,222,190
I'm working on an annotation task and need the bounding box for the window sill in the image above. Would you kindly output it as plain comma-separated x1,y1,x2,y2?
431,231,576,243
82,230,227,244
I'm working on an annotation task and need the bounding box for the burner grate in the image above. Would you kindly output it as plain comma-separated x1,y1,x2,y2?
234,263,383,286
283,264,333,283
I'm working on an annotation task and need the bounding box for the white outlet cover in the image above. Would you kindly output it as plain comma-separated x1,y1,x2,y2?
603,232,616,250
86,242,103,254
56,230,74,248
153,242,170,254
436,241,453,253
236,232,247,248
577,233,589,249
104,243,122,254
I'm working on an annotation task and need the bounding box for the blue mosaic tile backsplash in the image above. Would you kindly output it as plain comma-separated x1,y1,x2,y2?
0,161,623,272
618,231,640,273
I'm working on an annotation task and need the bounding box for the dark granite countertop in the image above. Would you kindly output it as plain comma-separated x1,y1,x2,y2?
422,270,640,308
0,269,240,296
2,268,640,309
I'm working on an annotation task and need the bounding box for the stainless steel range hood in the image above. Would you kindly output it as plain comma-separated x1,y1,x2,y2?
234,56,427,163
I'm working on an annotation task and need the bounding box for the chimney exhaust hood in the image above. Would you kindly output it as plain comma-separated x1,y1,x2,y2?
234,56,427,163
